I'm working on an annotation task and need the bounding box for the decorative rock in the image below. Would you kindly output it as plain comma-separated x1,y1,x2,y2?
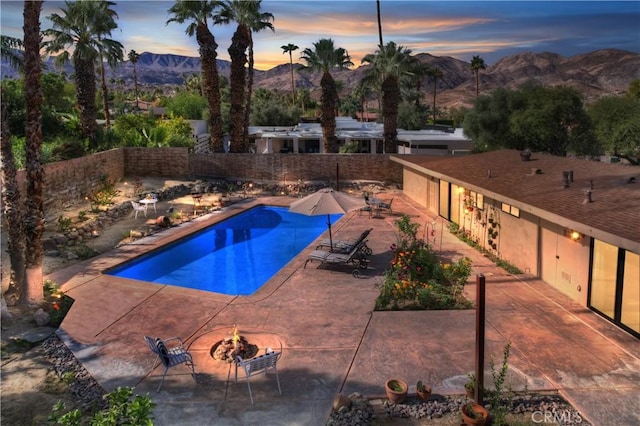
333,393,352,411
34,308,50,326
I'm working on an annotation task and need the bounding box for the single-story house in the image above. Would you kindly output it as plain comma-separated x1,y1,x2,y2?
392,150,639,338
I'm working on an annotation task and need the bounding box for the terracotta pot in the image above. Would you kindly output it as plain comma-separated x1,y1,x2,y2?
385,379,408,404
417,386,432,401
461,402,489,426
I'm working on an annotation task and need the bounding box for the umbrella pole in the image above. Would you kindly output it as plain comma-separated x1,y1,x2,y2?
327,214,333,252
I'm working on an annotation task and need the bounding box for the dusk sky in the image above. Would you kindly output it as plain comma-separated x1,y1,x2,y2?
1,1,639,70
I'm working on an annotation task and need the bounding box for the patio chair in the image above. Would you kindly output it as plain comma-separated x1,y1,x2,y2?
235,348,282,405
358,203,373,218
316,228,373,255
131,201,147,218
144,336,196,392
379,198,394,213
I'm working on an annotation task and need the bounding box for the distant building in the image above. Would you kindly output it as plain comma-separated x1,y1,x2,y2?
393,150,640,338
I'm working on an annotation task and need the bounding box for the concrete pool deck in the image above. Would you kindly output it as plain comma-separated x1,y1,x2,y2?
46,194,640,425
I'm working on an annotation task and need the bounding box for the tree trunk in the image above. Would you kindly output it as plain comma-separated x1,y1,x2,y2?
228,25,249,153
196,23,224,153
99,53,111,128
74,55,98,149
289,52,295,105
382,75,399,154
320,72,338,153
23,0,44,305
1,88,26,300
376,0,384,47
243,32,255,146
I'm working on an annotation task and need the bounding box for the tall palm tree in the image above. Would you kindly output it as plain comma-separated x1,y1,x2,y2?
362,41,413,153
167,0,225,153
429,67,443,127
216,0,274,152
1,35,27,304
23,0,45,304
44,0,122,149
242,1,274,144
376,0,384,47
281,43,299,105
470,55,486,97
128,49,141,109
96,7,124,129
300,38,353,153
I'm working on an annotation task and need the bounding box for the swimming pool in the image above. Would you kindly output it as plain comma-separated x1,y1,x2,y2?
107,206,342,295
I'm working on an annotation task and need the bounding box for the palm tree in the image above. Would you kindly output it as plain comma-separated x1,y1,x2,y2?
44,0,122,149
167,0,225,153
96,6,125,129
300,38,353,153
429,67,443,127
407,60,430,108
0,35,23,70
281,43,299,105
128,49,141,109
362,41,413,153
244,2,274,144
0,35,27,304
23,0,45,304
376,0,384,47
470,55,486,97
216,0,274,152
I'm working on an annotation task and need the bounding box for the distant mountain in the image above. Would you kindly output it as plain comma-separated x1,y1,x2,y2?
2,49,638,108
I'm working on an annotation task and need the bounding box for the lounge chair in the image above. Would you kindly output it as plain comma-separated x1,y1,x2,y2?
305,238,370,270
379,198,394,213
144,336,196,392
316,228,373,255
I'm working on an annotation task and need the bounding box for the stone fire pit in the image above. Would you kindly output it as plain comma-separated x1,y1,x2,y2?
210,329,258,363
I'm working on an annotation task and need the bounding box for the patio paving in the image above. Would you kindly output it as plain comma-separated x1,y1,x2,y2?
46,194,640,425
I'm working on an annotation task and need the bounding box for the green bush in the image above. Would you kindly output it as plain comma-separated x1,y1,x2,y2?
375,215,473,310
49,386,155,425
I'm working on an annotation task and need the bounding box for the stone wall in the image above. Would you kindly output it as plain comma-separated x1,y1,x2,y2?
16,149,125,214
188,153,403,184
15,148,402,216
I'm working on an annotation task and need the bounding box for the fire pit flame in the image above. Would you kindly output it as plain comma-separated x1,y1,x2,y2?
210,325,258,363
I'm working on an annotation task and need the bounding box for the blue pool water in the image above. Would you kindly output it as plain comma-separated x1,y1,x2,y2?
107,206,341,295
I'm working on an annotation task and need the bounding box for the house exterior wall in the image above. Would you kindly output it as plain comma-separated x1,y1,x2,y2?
540,220,591,306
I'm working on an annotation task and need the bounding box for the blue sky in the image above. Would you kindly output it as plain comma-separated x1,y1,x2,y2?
1,1,638,70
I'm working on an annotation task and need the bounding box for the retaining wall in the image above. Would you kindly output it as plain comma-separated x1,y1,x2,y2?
15,148,403,214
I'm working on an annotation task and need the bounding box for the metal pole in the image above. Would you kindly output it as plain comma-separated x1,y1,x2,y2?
475,274,486,405
336,163,339,192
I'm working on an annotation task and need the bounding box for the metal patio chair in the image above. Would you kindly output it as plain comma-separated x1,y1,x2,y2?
144,336,196,392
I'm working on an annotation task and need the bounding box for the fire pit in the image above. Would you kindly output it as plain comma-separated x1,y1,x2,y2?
210,326,258,363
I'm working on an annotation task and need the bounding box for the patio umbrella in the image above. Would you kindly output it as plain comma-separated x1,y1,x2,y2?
288,188,366,252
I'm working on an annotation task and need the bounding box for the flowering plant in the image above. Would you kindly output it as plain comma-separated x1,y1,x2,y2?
375,215,472,310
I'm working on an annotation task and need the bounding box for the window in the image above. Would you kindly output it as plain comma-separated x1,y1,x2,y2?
501,202,520,218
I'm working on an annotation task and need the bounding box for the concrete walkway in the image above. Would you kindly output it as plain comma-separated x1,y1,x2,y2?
47,194,640,425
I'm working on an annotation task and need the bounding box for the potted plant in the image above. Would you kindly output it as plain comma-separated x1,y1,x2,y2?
464,373,475,398
461,402,489,426
384,379,408,404
416,380,431,401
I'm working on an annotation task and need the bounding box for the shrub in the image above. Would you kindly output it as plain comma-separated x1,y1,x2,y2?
49,386,155,425
375,215,473,310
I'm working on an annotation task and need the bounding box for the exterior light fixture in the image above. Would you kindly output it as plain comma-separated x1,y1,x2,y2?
569,230,581,241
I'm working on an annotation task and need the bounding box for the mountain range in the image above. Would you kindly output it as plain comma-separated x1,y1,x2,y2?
2,48,638,109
